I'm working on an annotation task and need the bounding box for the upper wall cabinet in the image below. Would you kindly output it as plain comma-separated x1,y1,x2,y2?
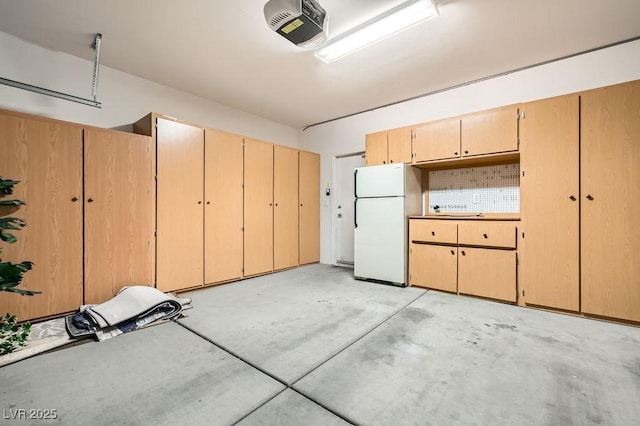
365,127,412,166
412,117,461,162
460,105,520,157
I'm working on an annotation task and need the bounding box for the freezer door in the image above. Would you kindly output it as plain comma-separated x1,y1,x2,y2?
354,197,407,284
355,163,405,198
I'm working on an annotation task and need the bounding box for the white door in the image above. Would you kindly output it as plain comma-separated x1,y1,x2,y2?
354,196,407,284
335,153,365,265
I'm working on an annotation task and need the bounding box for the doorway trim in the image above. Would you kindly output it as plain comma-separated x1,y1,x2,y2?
331,151,365,267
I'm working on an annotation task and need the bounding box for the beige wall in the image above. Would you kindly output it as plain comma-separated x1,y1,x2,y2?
298,39,640,264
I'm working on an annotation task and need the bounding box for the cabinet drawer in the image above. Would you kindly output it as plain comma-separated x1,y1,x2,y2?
458,221,516,248
410,220,457,244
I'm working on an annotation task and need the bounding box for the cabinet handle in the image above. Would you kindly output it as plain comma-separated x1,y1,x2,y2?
483,233,488,239
450,250,455,255
198,201,202,204
464,150,469,154
71,197,79,202
206,201,211,205
390,160,393,163
269,203,273,207
383,161,386,164
300,203,303,207
461,250,466,256
87,198,94,203
569,195,577,201
454,152,458,155
275,203,278,207
431,231,435,236
586,194,594,201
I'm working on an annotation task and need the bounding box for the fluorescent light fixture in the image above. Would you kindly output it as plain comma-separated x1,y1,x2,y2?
315,0,439,64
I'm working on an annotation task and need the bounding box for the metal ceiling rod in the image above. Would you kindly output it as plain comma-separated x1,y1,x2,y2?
0,33,103,108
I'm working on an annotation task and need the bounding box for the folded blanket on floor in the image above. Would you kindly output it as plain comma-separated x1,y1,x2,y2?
65,286,191,340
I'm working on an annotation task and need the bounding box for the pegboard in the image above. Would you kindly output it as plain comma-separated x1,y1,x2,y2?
428,163,520,213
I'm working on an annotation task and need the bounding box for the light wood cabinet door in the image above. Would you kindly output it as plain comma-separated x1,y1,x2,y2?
299,151,320,265
84,129,154,304
204,129,244,284
409,243,457,292
413,118,461,162
519,95,579,311
581,81,640,322
365,132,388,166
458,248,516,302
0,114,83,320
156,118,204,292
244,139,274,276
387,127,412,164
274,146,299,270
461,105,519,156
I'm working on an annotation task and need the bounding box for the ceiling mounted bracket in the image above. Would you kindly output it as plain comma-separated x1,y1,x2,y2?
91,33,102,101
0,33,103,108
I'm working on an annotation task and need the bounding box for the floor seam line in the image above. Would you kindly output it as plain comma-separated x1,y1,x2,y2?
290,290,428,387
174,320,289,386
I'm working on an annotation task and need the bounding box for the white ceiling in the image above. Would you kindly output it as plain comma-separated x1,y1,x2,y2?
0,0,639,128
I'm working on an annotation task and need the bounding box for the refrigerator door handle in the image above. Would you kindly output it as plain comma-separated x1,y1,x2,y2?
354,168,358,198
354,198,358,228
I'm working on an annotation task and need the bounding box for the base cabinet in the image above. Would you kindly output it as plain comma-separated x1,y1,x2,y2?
458,248,516,302
409,219,518,303
409,244,457,292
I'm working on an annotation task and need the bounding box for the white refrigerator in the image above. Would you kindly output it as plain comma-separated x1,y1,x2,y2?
354,163,422,286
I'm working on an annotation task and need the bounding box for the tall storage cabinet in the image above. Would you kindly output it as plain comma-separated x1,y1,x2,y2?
519,95,580,311
204,129,244,284
156,118,205,291
244,138,274,276
299,151,320,265
84,129,155,304
581,82,640,322
0,113,83,320
273,146,299,270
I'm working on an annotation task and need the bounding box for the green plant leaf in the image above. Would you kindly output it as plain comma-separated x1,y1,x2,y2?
0,177,19,196
0,261,39,295
0,231,17,243
0,200,25,206
0,217,26,230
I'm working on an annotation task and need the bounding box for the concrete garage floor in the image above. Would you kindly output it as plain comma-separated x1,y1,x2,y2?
2,264,639,425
